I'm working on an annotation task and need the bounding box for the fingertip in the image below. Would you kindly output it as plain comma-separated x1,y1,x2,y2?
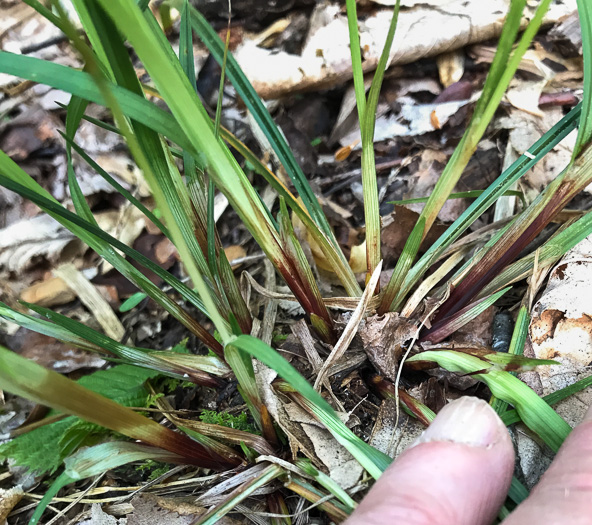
346,397,514,525
504,415,592,524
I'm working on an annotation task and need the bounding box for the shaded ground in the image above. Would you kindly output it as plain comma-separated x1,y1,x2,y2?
0,0,588,523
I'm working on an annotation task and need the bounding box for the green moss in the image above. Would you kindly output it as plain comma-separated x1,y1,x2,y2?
135,459,170,481
199,410,258,434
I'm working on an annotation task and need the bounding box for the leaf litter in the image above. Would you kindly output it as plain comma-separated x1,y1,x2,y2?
0,0,591,522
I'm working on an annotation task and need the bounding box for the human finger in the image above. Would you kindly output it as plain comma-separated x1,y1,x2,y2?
345,396,515,525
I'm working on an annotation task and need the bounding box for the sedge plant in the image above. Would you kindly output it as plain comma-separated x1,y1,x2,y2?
0,0,592,523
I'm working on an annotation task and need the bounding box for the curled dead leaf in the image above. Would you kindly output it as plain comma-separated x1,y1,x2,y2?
0,215,82,273
360,313,417,382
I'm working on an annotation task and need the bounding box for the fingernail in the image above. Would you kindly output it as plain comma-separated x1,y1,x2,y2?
413,397,505,449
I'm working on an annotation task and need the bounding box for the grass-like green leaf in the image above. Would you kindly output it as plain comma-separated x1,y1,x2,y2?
31,441,183,525
285,477,350,521
0,346,240,467
476,213,592,298
180,1,360,295
295,458,356,513
0,301,228,386
491,305,530,414
178,2,332,238
195,464,284,525
0,155,223,352
383,0,553,310
278,198,335,341
65,441,183,479
0,364,158,476
345,0,366,122
62,131,169,236
224,343,265,430
79,0,354,324
361,0,401,277
230,335,391,479
0,49,359,297
380,217,424,312
501,373,592,426
508,477,530,505
421,287,511,343
407,0,531,228
73,0,233,342
391,103,581,311
574,0,592,157
436,138,592,322
119,292,147,312
407,350,571,452
67,101,357,301
390,189,526,208
346,0,402,277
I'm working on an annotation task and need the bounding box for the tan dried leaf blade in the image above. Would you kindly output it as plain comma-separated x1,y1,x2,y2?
126,495,241,525
256,363,363,489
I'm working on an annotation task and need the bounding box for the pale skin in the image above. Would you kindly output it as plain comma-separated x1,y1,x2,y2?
346,396,592,525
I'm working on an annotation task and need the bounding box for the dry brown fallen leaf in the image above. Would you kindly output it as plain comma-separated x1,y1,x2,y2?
124,495,237,525
0,105,60,161
255,363,363,489
348,240,367,274
98,207,147,250
381,204,448,260
497,107,579,202
451,304,496,347
547,10,583,57
94,208,147,275
336,94,475,148
0,3,75,78
530,232,592,427
154,237,178,265
78,504,126,525
10,330,106,373
233,0,575,99
0,486,24,524
0,214,83,273
513,233,592,489
369,397,424,458
0,396,34,440
505,79,548,117
360,312,417,382
54,263,125,341
20,275,76,307
283,401,364,489
223,244,247,269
